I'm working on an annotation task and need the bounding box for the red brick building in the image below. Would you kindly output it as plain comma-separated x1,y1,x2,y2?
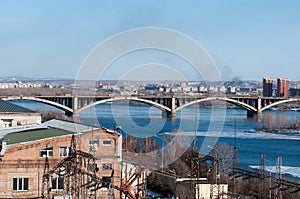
263,77,273,97
277,77,289,97
0,119,122,199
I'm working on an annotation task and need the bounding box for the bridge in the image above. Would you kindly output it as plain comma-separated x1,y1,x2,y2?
1,95,300,118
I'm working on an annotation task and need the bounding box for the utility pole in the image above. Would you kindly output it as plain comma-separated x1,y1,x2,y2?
232,119,238,198
260,154,265,199
210,148,220,199
275,156,282,199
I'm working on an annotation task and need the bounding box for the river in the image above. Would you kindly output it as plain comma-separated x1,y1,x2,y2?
10,100,300,178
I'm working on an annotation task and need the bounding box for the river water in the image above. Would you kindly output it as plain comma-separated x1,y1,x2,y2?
10,100,300,177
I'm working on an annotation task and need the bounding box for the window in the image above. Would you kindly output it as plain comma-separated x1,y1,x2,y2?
2,119,12,128
102,176,112,188
13,178,28,191
87,163,98,172
51,177,64,190
89,139,99,152
88,139,99,146
102,139,112,146
102,163,113,170
59,146,70,157
40,147,53,157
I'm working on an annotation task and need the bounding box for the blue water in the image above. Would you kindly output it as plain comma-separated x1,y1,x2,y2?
10,100,300,176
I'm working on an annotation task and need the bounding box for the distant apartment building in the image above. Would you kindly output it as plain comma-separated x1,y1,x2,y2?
226,86,236,94
277,77,289,97
0,82,42,89
289,87,300,97
180,81,187,87
0,100,41,128
263,77,273,97
198,86,208,93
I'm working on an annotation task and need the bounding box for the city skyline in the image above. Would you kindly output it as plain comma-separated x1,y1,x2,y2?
1,1,300,81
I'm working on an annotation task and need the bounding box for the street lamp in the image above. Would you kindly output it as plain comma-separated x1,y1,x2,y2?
154,134,165,173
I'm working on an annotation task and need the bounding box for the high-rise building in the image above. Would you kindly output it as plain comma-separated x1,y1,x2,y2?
277,77,289,97
263,77,273,97
289,87,300,97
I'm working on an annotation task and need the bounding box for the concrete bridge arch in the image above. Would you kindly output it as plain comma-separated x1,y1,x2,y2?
261,98,300,112
77,96,171,114
175,97,258,113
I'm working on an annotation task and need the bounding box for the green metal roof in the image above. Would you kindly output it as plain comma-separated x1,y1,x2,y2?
4,128,71,145
0,100,36,114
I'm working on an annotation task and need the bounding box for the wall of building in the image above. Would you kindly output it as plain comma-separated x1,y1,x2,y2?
0,135,71,198
263,78,273,97
289,88,300,97
277,77,289,97
0,128,121,199
0,113,41,128
78,129,122,198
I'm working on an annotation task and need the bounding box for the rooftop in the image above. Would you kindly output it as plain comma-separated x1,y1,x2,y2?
43,119,100,133
0,119,117,145
0,100,36,114
4,128,71,145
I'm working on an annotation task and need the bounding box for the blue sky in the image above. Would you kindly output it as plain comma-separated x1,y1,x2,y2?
0,0,300,81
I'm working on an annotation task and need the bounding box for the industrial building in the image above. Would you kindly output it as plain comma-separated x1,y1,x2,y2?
0,119,124,198
0,100,41,128
174,177,228,199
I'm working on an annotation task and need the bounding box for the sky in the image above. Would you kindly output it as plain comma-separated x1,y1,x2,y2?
0,0,300,81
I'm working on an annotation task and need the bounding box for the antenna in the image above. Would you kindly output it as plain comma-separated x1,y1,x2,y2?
234,119,236,150
192,97,199,199
193,104,198,151
233,119,238,169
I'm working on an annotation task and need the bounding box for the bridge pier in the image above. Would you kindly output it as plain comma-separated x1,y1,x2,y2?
162,110,176,119
247,110,262,121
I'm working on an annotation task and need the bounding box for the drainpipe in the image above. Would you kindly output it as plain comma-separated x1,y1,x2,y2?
0,138,8,157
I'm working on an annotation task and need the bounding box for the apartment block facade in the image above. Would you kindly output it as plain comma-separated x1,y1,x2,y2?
277,77,289,97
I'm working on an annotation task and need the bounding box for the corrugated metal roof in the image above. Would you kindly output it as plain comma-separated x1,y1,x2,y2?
0,100,36,114
43,119,100,133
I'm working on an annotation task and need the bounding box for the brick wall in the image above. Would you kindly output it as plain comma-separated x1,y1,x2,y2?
0,128,121,198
